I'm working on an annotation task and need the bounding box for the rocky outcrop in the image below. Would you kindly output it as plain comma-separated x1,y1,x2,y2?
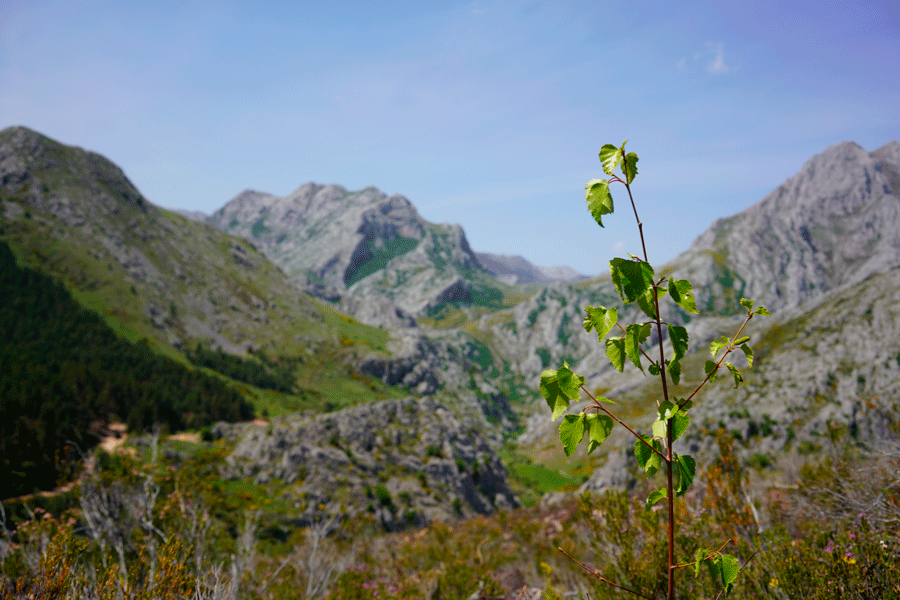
677,141,900,316
208,183,506,324
216,395,519,530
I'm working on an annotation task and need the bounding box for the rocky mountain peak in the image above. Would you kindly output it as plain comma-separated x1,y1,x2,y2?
682,139,900,314
1,125,148,220
209,182,497,326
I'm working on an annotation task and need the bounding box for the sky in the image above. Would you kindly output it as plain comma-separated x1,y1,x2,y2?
2,1,898,276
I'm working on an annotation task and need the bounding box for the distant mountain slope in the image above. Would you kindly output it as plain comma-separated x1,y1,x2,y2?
209,184,513,324
474,252,587,285
676,140,900,315
0,241,252,498
0,126,333,357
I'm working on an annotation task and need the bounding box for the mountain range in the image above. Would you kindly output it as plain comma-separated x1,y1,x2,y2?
2,124,899,525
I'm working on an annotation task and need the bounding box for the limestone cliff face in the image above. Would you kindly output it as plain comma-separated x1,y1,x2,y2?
209,183,502,326
680,141,900,315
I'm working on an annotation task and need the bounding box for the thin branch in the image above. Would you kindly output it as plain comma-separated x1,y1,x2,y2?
580,386,668,463
712,544,763,600
677,310,756,411
557,547,654,600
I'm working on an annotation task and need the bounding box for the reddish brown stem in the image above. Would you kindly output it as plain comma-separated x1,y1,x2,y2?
557,547,654,600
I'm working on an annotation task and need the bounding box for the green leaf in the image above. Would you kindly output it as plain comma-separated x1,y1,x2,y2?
540,364,585,421
668,358,682,385
668,325,689,362
739,343,754,368
648,363,660,376
658,400,677,421
652,418,667,439
585,179,614,228
624,323,650,372
704,360,718,382
668,279,699,314
585,413,614,453
673,453,696,495
710,336,730,358
609,258,654,304
740,298,753,310
646,487,666,510
671,410,690,441
606,337,626,372
622,151,639,184
636,289,657,320
719,554,740,593
694,548,708,578
634,435,662,477
755,306,770,316
599,143,623,175
583,305,617,343
559,414,586,457
724,362,743,387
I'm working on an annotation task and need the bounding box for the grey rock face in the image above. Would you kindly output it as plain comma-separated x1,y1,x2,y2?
208,183,500,324
218,395,518,530
679,141,900,315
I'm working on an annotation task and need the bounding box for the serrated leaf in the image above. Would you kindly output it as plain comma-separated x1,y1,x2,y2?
636,288,659,320
559,414,586,456
652,418,667,439
625,323,649,372
609,258,654,304
634,435,662,477
558,363,585,397
720,554,740,592
583,305,617,342
658,400,677,421
668,325,689,362
668,358,682,385
606,337,625,372
623,151,639,184
540,369,568,421
724,362,743,387
704,360,718,382
599,143,623,175
646,487,666,510
585,179,614,228
671,410,690,441
739,343,754,368
673,453,696,495
710,336,730,358
694,548,708,578
540,364,585,421
740,298,753,310
585,413,613,453
755,306,770,316
668,279,700,314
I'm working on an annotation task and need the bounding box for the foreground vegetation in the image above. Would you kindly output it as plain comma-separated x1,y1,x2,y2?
1,429,897,599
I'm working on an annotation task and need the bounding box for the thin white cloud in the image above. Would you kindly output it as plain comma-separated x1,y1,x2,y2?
705,41,731,75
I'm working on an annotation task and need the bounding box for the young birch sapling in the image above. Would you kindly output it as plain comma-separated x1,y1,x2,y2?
539,141,769,599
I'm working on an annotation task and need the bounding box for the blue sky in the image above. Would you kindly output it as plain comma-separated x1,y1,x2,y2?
2,1,898,275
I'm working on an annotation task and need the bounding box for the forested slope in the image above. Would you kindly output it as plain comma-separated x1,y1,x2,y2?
0,242,253,498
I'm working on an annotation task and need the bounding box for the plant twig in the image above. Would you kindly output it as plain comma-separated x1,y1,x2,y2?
557,547,654,600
